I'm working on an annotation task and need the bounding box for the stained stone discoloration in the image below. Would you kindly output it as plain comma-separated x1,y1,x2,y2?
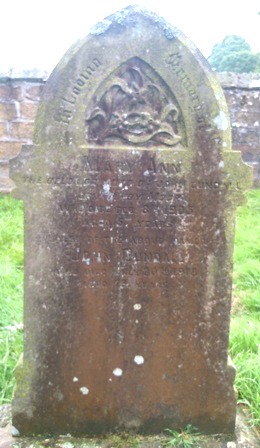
90,6,179,40
0,405,259,447
10,6,252,436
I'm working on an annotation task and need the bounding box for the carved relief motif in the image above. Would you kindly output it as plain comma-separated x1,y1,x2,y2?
86,58,184,146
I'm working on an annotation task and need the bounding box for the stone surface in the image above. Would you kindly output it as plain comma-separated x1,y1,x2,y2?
0,405,259,447
223,85,260,187
10,6,252,437
1,74,259,193
217,72,260,89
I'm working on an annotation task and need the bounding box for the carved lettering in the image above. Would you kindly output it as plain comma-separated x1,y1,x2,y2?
54,58,102,123
165,53,207,127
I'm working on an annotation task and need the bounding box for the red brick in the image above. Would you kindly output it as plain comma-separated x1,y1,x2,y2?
0,141,22,159
0,123,9,139
0,161,15,193
0,84,10,101
0,83,23,102
10,84,23,102
25,84,44,101
11,121,34,141
11,121,33,140
0,103,17,121
20,102,39,120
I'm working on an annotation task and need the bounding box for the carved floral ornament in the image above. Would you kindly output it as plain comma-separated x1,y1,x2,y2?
85,58,184,147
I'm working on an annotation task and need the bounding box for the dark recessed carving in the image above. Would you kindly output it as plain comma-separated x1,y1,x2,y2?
86,57,183,146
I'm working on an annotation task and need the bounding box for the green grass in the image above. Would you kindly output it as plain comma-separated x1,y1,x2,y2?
0,190,259,429
0,195,23,403
229,189,260,427
162,425,201,447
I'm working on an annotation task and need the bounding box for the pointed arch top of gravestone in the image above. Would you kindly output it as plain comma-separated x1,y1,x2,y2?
10,6,251,437
32,5,229,150
11,4,251,204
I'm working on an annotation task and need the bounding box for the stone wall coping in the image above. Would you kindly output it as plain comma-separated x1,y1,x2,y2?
1,72,260,89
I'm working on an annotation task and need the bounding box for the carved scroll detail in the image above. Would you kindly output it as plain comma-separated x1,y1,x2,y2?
86,58,183,146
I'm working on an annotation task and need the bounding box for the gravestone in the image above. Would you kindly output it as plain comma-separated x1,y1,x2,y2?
10,6,251,436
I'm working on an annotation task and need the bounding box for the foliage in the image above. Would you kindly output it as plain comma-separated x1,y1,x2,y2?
0,195,23,403
104,434,140,447
256,53,260,72
230,189,260,426
162,425,201,447
208,35,260,73
233,189,260,297
230,335,259,427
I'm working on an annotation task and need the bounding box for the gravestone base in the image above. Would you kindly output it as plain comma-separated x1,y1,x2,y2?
0,406,259,448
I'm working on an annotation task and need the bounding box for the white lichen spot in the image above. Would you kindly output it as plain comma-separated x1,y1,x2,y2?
102,180,114,202
213,111,228,131
80,387,89,395
133,304,142,310
143,170,150,176
73,377,78,383
119,182,123,188
134,355,144,365
113,368,123,376
97,253,101,263
219,161,225,168
82,256,90,265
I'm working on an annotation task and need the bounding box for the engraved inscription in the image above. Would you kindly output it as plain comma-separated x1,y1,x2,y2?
21,173,242,191
165,52,207,128
86,57,185,146
55,58,102,124
50,152,198,293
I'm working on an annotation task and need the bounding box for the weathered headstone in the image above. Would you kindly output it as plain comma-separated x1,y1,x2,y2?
10,6,251,436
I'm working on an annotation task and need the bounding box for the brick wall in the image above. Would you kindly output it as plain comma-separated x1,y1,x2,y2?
0,74,259,192
218,73,260,186
0,79,44,192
